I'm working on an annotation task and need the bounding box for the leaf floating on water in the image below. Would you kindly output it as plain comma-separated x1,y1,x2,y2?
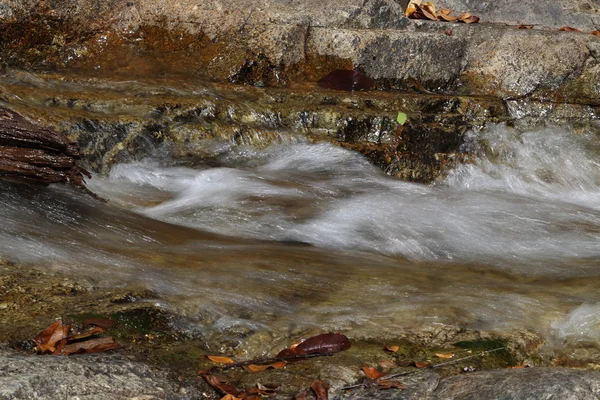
275,333,351,358
362,366,387,380
206,355,236,364
317,70,375,91
244,361,287,373
395,113,407,126
435,352,455,359
311,379,330,400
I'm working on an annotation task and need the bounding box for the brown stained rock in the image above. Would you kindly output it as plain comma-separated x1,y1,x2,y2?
0,106,90,188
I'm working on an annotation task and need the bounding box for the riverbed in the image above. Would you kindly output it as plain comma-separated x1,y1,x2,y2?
2,122,600,354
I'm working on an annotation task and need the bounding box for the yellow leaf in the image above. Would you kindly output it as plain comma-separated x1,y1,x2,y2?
245,361,287,373
206,355,235,364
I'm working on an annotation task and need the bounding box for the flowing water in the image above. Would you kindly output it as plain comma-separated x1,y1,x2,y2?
2,123,600,348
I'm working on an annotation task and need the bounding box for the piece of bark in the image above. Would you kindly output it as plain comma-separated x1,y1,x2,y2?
0,106,91,190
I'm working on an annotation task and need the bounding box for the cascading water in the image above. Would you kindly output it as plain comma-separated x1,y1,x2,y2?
1,124,600,345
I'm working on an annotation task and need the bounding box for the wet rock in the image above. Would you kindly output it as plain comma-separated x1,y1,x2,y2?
432,367,600,400
0,349,202,399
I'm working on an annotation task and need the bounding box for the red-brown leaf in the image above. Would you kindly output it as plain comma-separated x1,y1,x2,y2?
276,333,351,358
202,374,240,396
362,366,386,380
591,30,600,36
311,380,329,400
560,26,581,32
377,380,406,390
413,361,432,368
59,337,120,355
82,317,115,329
33,320,71,353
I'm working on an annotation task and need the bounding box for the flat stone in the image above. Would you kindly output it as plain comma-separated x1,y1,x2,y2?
0,349,202,400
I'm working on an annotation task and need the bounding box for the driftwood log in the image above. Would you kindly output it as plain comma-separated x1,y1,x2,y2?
0,106,90,188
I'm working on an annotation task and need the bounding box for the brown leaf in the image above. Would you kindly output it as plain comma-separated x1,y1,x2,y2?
516,25,534,29
438,8,458,22
362,366,386,380
317,70,375,91
59,336,121,355
203,374,240,396
206,355,235,364
256,383,278,394
435,352,454,359
591,30,600,36
415,5,437,20
276,333,351,358
311,380,329,400
458,13,480,24
413,361,432,368
383,344,400,353
33,320,71,354
420,3,438,20
377,380,406,390
560,26,581,32
82,317,115,329
220,395,242,400
405,6,417,17
244,362,287,373
406,0,422,17
379,359,397,369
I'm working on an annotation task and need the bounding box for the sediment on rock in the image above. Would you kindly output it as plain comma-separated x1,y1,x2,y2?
0,106,89,188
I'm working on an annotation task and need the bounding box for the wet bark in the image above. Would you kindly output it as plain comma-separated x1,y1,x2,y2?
0,106,90,188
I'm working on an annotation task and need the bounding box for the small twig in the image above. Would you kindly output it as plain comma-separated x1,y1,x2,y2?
341,347,506,391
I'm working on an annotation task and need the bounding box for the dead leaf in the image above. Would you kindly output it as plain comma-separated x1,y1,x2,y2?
82,317,115,329
444,29,453,36
516,25,534,29
377,380,406,390
406,0,422,17
383,344,400,353
311,380,329,400
458,13,480,24
413,361,432,368
256,383,278,394
244,362,287,373
33,320,71,354
68,326,105,341
379,359,397,369
420,2,438,20
59,336,120,355
438,8,458,22
203,374,240,396
206,355,235,364
276,333,351,358
220,395,242,400
560,26,581,32
435,352,455,359
591,30,600,36
362,366,386,380
317,70,375,91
